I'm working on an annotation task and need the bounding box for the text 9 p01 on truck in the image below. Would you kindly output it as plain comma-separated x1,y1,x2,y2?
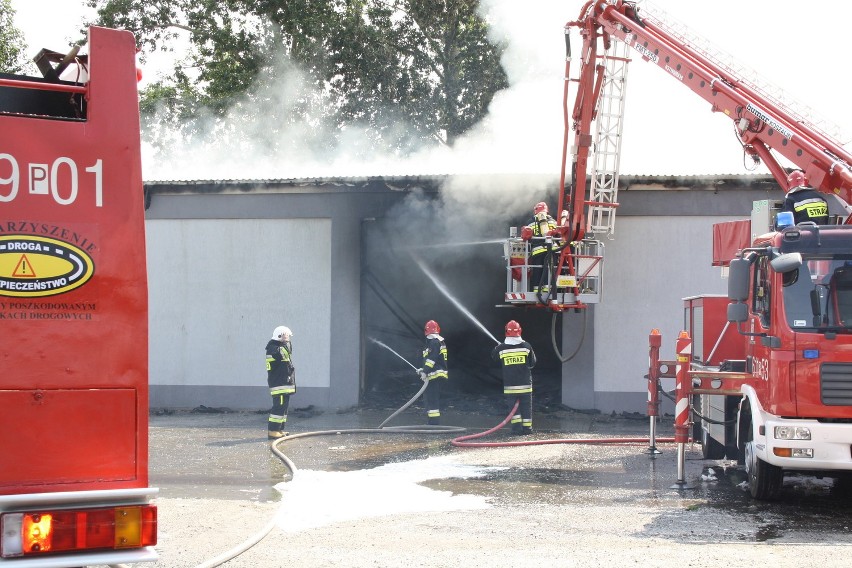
0,27,157,565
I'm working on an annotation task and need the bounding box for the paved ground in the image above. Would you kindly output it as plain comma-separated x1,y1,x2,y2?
112,402,852,568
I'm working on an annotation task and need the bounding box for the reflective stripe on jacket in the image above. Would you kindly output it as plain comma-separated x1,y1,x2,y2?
783,187,828,224
266,339,295,390
422,334,448,381
525,215,557,256
492,339,536,392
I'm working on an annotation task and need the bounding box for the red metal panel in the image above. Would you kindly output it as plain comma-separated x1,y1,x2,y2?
0,27,148,495
0,389,137,490
712,220,751,267
684,295,745,365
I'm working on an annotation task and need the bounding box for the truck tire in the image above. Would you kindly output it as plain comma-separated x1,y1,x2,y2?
744,434,783,500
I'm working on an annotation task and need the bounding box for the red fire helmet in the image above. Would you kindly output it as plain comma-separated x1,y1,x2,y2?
534,201,548,214
424,320,440,335
505,320,522,337
787,170,807,190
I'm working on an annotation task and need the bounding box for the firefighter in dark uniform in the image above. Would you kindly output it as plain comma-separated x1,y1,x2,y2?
491,320,536,435
520,201,558,293
782,170,829,225
418,320,448,425
265,325,295,439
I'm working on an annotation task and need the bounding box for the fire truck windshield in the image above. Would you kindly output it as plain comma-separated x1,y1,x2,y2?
781,256,852,332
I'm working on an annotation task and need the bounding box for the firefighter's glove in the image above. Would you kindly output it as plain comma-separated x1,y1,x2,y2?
418,370,428,382
520,226,533,241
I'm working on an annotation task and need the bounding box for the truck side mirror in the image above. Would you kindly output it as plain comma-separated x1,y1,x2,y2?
727,302,748,323
770,252,803,273
728,258,750,302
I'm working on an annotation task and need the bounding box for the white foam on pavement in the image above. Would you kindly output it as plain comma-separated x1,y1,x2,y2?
273,456,498,532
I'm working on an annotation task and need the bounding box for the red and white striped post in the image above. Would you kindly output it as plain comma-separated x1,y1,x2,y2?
646,328,662,455
672,330,693,488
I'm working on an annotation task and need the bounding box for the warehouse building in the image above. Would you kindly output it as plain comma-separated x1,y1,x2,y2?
144,174,781,413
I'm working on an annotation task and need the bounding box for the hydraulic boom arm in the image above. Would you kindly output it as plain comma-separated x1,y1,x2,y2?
561,0,852,242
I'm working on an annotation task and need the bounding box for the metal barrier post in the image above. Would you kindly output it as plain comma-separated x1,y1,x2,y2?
645,328,662,455
671,330,694,489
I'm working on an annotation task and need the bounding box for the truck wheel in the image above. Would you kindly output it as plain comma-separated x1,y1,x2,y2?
701,424,726,460
744,438,783,500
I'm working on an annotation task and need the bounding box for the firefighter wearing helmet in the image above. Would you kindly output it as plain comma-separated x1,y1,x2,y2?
265,325,295,439
418,320,448,425
781,169,829,225
491,320,537,435
520,201,558,294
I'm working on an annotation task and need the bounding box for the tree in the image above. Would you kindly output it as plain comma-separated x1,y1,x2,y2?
87,0,508,155
0,0,31,74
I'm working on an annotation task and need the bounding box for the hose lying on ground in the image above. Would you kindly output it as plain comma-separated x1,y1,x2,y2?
451,398,677,448
196,390,678,566
193,383,465,568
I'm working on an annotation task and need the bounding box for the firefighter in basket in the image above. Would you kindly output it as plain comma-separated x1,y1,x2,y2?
521,202,558,294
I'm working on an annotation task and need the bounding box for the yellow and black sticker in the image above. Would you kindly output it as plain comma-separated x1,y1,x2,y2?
0,235,95,297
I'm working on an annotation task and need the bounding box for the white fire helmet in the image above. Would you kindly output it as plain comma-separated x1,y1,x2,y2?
271,326,293,341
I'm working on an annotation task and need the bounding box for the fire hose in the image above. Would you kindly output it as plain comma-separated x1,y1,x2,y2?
192,376,465,568
193,385,678,566
451,398,677,448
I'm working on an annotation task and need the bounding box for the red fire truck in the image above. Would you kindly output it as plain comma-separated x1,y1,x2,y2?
0,27,157,564
556,1,852,499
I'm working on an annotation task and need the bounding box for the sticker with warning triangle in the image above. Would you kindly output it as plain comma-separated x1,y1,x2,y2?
0,235,95,297
13,254,37,277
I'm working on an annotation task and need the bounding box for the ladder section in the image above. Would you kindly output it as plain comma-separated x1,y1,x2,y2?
586,40,630,237
641,1,848,146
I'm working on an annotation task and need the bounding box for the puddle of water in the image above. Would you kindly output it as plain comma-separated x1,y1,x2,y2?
273,456,504,532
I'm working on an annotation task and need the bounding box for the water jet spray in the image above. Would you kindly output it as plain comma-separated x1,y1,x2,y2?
412,256,500,345
406,239,505,250
369,337,419,370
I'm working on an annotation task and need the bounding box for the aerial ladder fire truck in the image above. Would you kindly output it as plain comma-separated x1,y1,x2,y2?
0,27,158,563
524,0,852,499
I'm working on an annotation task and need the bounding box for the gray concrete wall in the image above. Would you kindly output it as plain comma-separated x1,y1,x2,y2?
146,218,331,410
144,185,407,410
587,215,730,414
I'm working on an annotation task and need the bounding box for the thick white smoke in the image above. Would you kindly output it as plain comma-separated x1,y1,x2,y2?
141,2,569,211
139,0,852,234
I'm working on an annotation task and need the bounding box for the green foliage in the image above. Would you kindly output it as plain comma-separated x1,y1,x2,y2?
0,0,31,74
87,0,508,156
